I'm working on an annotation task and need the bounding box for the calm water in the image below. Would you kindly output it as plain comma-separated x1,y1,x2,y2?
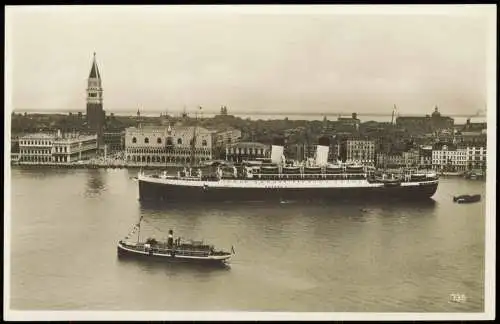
9,168,486,312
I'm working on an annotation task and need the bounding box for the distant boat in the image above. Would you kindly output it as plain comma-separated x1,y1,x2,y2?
453,194,481,204
118,217,234,265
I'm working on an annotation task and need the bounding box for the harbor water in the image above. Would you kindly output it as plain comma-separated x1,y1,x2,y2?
9,168,486,312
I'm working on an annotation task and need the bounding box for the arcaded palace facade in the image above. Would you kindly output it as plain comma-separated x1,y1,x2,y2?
124,125,214,164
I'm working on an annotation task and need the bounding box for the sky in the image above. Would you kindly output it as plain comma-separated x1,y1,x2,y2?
5,5,496,117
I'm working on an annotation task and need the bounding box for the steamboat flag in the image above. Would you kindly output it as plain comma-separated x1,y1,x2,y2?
231,245,235,254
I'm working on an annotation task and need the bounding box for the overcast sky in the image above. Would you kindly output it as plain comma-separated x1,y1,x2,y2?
5,5,495,116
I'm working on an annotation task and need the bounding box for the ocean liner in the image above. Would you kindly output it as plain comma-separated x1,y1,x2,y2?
137,137,439,203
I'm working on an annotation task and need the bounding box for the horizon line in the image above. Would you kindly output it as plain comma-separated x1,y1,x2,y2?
11,109,487,119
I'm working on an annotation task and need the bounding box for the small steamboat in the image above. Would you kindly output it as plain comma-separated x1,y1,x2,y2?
117,218,234,265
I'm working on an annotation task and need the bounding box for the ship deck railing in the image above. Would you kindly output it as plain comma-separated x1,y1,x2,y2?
121,241,224,256
143,171,438,183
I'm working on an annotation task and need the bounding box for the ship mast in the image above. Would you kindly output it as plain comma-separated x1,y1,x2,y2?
136,216,143,244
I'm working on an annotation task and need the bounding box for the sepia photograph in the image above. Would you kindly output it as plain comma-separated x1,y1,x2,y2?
4,4,496,321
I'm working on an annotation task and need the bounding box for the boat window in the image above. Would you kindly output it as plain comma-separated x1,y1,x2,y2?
177,138,182,145
157,137,162,144
132,137,137,143
144,137,149,144
202,140,207,146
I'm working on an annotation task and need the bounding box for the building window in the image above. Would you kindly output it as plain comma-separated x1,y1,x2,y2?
132,137,137,144
177,138,182,145
157,137,162,144
144,138,149,144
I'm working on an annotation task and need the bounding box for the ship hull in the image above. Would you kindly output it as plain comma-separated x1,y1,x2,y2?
138,179,438,203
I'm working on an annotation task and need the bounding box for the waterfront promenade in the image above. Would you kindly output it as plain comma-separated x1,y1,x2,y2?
11,158,189,170
10,159,481,178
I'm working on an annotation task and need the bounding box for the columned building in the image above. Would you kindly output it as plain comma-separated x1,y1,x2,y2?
124,125,213,164
86,52,105,146
18,132,98,163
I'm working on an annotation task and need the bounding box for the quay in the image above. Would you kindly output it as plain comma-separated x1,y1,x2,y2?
10,160,200,170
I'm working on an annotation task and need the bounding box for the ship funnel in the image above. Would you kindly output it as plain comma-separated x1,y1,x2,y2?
315,136,330,166
271,137,285,164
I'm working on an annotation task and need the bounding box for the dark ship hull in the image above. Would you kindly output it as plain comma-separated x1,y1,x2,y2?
138,178,438,203
117,241,231,265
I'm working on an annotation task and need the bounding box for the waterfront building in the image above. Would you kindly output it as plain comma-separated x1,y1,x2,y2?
18,131,98,163
402,149,420,168
19,133,55,163
225,142,269,163
346,139,375,165
418,146,433,169
86,53,105,145
52,133,99,163
11,136,20,162
285,143,316,162
11,136,20,153
466,146,487,170
212,128,242,147
376,153,405,168
103,131,125,153
431,145,468,171
124,125,213,164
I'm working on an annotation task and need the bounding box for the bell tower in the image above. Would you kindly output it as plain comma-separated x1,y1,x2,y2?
86,52,105,145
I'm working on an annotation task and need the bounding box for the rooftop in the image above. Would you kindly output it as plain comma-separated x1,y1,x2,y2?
20,133,57,139
126,125,211,135
227,142,268,149
20,132,97,141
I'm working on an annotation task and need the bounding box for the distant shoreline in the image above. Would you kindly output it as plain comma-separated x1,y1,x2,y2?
10,110,486,124
10,162,193,170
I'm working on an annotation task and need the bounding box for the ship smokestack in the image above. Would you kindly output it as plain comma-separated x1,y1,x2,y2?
315,136,330,166
271,137,285,164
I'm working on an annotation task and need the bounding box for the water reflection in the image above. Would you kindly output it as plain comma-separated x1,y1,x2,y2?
13,167,73,179
117,253,232,274
140,198,437,214
85,169,106,197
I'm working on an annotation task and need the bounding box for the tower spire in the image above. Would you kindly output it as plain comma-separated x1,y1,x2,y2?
89,52,100,78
